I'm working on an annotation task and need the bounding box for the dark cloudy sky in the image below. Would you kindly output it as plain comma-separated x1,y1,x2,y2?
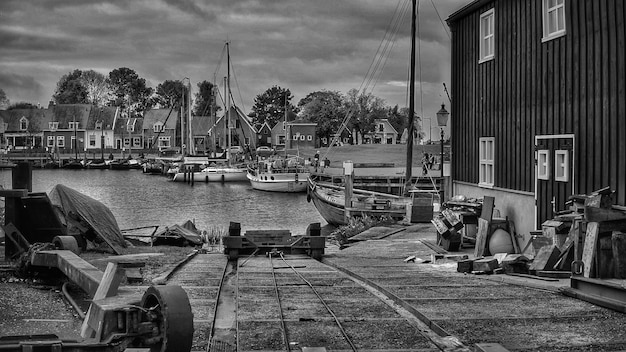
1,0,469,122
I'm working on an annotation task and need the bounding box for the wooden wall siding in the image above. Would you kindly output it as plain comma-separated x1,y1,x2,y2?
450,0,626,205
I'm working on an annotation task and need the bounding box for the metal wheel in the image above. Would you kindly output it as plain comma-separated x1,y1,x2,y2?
141,285,194,352
52,236,80,254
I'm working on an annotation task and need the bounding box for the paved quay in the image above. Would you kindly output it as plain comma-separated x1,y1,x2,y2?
322,223,626,351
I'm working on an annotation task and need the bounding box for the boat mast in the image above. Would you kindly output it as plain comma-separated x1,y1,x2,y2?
226,41,232,165
187,80,194,155
404,0,417,191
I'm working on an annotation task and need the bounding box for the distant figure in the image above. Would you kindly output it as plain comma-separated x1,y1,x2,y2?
421,153,429,174
323,157,330,169
428,154,435,170
109,153,114,160
314,151,320,165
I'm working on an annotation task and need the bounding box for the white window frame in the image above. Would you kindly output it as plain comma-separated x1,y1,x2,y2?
479,9,495,63
127,124,134,133
124,137,130,147
19,117,28,131
300,135,305,141
542,0,566,42
153,123,164,133
57,136,65,147
158,136,171,148
307,135,313,141
537,150,550,180
49,122,59,130
47,136,55,147
89,135,96,147
95,121,103,130
133,137,141,147
68,121,79,129
554,150,569,182
479,137,495,187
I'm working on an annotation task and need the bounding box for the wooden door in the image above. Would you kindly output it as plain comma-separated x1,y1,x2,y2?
535,135,575,229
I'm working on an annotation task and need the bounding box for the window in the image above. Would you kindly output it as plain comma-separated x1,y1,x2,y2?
68,121,79,129
293,134,299,140
479,9,495,63
300,135,305,141
244,137,250,145
537,150,550,180
47,136,55,147
378,124,384,132
282,122,286,130
19,117,28,131
124,138,130,147
321,137,328,145
479,137,495,187
543,0,565,42
158,136,171,148
127,124,134,133
133,137,141,147
95,121,103,130
57,136,65,147
554,150,569,182
307,135,313,141
153,123,164,133
89,135,96,146
49,122,59,130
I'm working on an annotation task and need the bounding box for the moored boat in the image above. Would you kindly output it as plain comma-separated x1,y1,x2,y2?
306,177,410,226
171,164,248,182
109,159,131,170
247,156,310,193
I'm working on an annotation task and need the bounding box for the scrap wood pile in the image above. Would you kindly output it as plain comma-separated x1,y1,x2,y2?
456,187,626,279
431,195,482,252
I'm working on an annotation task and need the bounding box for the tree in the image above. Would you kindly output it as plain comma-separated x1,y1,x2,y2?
80,70,111,106
0,88,9,109
249,86,295,127
386,105,409,137
193,80,220,116
53,70,89,104
344,89,386,143
107,67,154,117
153,80,186,109
298,90,344,142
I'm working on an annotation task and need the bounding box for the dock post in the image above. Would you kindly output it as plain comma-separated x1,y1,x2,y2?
12,161,32,192
343,161,354,223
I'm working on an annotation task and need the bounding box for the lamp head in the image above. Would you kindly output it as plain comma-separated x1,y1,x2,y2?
436,104,449,127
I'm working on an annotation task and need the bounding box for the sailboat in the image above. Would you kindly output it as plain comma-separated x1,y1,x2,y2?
171,42,248,183
307,0,438,226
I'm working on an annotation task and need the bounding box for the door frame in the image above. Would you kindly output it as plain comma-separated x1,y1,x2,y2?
534,134,575,230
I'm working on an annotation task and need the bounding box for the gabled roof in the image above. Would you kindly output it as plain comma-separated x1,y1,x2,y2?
50,104,92,128
0,108,49,131
447,0,492,23
143,108,178,130
375,118,399,134
214,105,257,133
86,106,118,130
258,122,272,134
114,117,143,134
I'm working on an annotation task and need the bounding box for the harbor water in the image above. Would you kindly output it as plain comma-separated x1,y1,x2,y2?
0,168,327,236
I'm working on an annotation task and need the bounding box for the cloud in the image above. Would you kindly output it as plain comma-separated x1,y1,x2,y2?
0,72,44,103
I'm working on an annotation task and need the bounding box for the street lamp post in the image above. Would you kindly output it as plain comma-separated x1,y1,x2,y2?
436,104,450,202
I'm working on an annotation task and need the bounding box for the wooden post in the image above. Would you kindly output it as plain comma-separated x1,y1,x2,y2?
613,232,626,279
582,222,599,278
343,161,354,223
12,162,32,192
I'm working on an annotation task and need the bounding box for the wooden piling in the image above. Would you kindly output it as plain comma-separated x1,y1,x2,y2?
12,161,32,191
613,232,626,279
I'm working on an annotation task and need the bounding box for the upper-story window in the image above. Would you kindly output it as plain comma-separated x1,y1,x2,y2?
49,122,59,130
95,121,103,130
68,121,79,129
153,122,164,133
542,0,566,42
479,9,495,63
378,124,384,132
479,137,495,187
127,124,135,133
20,117,28,131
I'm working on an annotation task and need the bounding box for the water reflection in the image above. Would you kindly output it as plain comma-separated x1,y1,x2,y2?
1,169,326,235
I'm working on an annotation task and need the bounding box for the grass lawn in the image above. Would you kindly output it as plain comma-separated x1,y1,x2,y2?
285,143,447,168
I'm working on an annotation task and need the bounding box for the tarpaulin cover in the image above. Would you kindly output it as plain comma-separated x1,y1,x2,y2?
153,221,203,246
49,184,127,249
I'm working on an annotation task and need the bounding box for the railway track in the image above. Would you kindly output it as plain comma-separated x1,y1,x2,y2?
162,250,462,352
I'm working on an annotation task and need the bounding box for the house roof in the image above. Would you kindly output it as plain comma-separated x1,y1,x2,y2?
375,118,398,134
143,108,178,130
86,106,118,130
0,108,49,132
49,104,92,127
214,106,257,133
114,117,143,134
447,0,492,23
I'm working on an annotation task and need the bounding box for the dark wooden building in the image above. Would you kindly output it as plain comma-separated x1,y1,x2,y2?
447,0,626,241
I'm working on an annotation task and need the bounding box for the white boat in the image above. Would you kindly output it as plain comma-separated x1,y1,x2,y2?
171,164,248,182
247,156,311,192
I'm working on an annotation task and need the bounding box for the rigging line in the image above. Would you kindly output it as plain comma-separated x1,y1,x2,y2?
213,43,227,81
358,0,405,94
229,54,248,113
430,0,451,40
371,0,411,93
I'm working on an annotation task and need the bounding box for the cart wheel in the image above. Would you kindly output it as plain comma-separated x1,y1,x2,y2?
141,285,193,352
228,249,239,261
52,236,80,255
311,249,322,261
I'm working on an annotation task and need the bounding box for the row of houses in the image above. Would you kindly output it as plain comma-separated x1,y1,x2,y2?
0,101,402,155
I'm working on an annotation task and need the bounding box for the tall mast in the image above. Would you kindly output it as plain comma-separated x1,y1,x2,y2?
405,0,417,191
226,41,232,163
187,80,193,155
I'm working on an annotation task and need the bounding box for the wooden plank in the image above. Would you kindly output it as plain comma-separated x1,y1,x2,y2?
582,222,600,278
529,245,561,272
475,218,490,257
612,232,626,279
81,262,121,339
